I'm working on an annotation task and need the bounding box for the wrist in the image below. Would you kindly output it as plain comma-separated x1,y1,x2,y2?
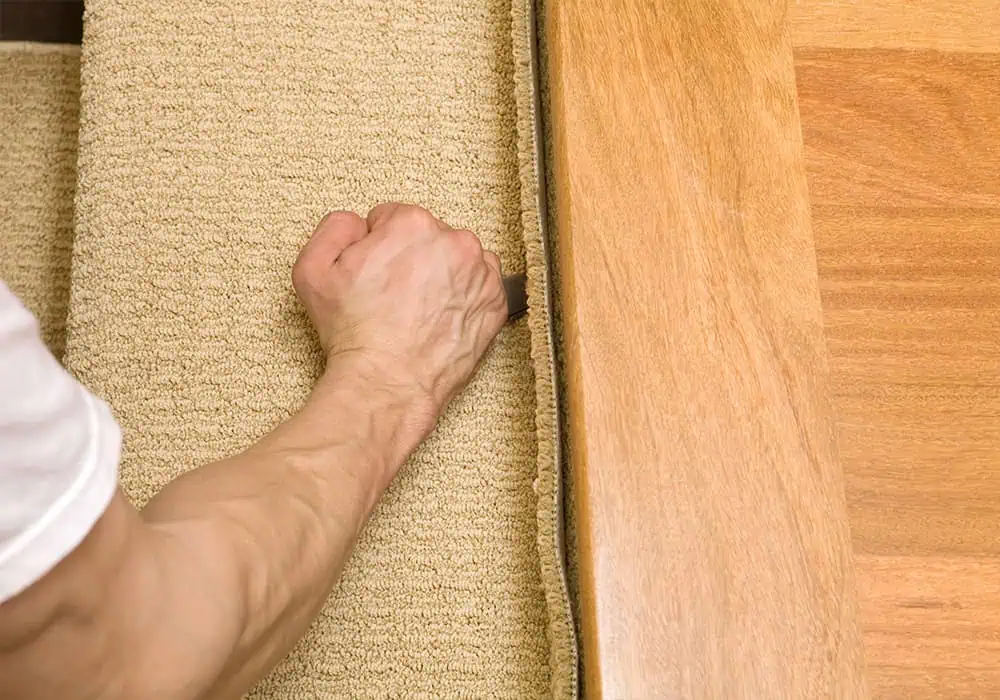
322,348,438,434
246,354,434,518
313,351,437,481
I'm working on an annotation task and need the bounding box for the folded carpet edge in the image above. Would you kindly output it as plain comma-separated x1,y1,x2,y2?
512,0,579,697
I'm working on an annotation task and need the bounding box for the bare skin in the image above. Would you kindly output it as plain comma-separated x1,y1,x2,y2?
0,203,508,700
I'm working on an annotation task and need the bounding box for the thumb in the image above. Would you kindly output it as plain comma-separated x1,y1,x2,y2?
304,210,369,263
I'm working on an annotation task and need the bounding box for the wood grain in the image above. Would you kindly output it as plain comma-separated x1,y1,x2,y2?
797,44,1000,697
791,0,1000,52
543,1,866,696
797,50,1000,209
813,206,1000,557
856,556,1000,699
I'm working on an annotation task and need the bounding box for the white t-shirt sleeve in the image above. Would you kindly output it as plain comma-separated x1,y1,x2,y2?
0,282,121,603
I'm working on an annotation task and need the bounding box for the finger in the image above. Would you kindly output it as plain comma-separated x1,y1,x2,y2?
483,250,502,279
305,210,369,262
366,202,404,229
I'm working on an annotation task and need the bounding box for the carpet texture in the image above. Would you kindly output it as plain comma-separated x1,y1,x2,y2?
511,0,577,693
65,1,574,697
0,43,79,357
531,2,583,671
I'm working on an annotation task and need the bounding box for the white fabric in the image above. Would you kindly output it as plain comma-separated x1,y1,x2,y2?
0,282,121,602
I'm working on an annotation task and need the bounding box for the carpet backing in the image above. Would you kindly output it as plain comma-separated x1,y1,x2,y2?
0,43,79,357
63,1,575,697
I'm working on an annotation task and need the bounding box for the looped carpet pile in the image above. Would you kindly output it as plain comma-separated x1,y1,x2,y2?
1,1,576,698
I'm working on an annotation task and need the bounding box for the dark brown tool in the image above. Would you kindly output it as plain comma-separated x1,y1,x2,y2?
504,273,528,322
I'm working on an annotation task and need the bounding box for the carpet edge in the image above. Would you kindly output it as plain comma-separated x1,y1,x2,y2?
511,0,579,697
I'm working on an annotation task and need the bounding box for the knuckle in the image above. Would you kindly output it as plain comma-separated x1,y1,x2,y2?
453,229,483,257
403,205,437,229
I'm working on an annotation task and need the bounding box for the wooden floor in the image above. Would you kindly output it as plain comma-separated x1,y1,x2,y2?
794,3,1000,697
546,1,865,696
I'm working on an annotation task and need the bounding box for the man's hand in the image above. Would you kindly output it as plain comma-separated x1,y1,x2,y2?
293,204,507,414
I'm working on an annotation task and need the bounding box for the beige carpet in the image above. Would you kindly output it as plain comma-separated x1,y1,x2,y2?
64,0,574,697
0,43,80,358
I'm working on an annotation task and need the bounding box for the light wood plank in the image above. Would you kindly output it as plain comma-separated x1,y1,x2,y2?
855,555,1000,699
543,1,866,696
792,0,1000,52
814,207,1000,557
798,45,1000,697
796,49,1000,209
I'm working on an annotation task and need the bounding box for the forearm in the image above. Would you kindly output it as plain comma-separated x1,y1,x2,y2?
0,363,428,700
139,363,428,698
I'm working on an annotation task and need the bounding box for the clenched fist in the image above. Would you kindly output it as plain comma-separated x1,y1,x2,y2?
292,203,508,424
